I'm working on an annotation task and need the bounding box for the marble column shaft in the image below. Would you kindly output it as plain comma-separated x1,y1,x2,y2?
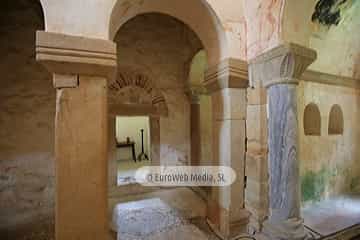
249,43,317,240
268,84,300,221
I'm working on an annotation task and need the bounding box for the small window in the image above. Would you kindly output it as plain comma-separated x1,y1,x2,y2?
328,104,343,135
304,103,321,136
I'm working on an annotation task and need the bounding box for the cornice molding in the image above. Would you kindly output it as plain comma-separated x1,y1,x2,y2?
204,58,248,93
301,70,360,89
36,31,117,80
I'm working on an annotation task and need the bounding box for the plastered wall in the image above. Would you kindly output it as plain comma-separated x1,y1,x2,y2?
309,0,360,79
298,81,360,204
116,116,150,160
0,0,54,232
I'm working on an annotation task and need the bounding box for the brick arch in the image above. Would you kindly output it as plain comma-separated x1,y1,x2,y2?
109,70,168,116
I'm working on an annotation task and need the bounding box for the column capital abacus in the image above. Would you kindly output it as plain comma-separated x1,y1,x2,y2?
36,31,117,88
204,58,248,93
249,43,317,88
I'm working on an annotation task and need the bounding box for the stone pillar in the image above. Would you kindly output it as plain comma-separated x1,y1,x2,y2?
204,58,250,239
189,93,201,166
249,43,316,240
149,116,160,166
245,81,269,233
36,31,117,240
108,113,118,233
108,114,117,189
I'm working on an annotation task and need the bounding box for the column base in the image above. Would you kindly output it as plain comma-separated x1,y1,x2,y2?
262,217,308,240
207,200,250,239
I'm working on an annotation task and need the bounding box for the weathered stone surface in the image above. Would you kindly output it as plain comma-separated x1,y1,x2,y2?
212,88,247,121
204,58,248,92
245,154,268,183
0,2,55,234
208,84,249,238
55,76,109,240
247,86,267,105
246,104,268,145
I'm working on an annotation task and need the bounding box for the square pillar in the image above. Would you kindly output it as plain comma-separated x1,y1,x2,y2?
204,58,250,239
36,31,117,240
249,43,317,240
245,83,269,233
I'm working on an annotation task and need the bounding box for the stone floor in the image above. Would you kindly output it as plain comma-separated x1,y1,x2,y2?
5,190,360,240
111,187,220,240
302,194,360,239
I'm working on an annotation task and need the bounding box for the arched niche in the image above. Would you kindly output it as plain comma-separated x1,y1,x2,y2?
328,104,344,135
109,0,228,67
304,103,321,136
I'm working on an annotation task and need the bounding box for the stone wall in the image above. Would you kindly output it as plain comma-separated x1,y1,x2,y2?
0,0,55,234
113,13,202,166
298,80,360,204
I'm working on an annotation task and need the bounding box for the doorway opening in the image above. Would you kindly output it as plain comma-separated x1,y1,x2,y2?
115,116,151,185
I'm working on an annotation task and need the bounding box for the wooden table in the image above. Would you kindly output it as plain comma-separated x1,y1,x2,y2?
116,140,136,162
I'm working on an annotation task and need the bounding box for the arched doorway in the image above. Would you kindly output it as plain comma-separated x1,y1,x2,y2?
108,12,214,239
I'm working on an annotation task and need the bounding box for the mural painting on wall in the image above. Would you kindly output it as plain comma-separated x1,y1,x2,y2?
245,0,283,59
312,0,350,27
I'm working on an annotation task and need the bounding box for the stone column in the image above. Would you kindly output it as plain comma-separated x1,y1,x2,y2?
189,93,201,166
204,58,250,239
108,114,118,189
249,43,316,240
36,31,117,240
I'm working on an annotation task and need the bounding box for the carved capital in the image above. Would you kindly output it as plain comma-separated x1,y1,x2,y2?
36,31,117,82
249,43,317,88
204,58,248,93
185,84,207,104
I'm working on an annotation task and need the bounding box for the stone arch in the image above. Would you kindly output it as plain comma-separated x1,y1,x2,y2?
30,0,47,30
109,69,168,117
303,102,321,136
328,104,344,135
109,0,228,67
